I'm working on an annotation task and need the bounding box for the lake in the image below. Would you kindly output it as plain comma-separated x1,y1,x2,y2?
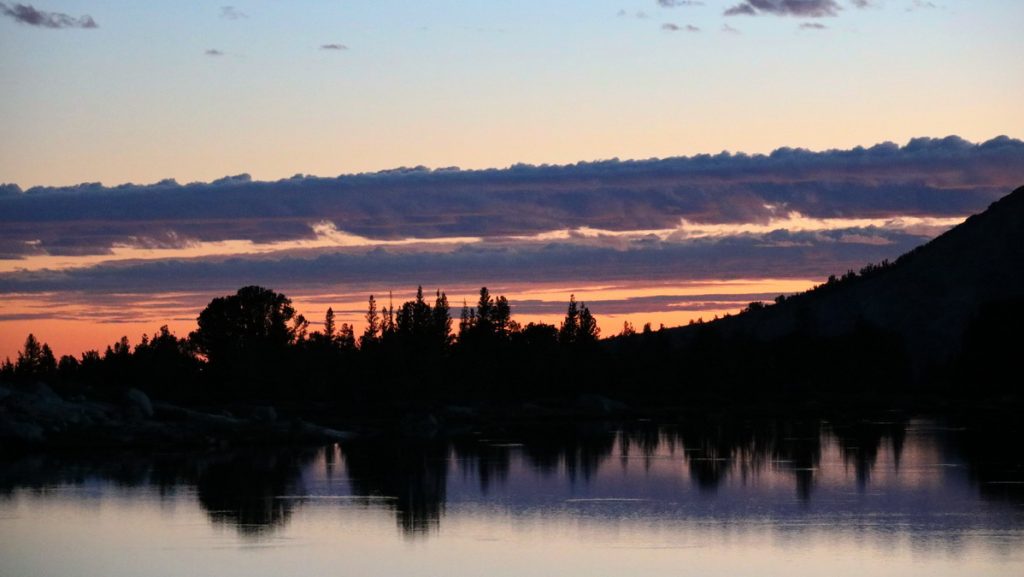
2,417,1022,576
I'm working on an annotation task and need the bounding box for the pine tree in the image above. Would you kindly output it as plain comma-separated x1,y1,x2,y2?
337,323,356,349
433,290,452,347
383,292,396,336
324,307,336,340
0,357,14,381
361,295,380,347
476,287,494,332
578,304,600,343
412,286,432,337
494,296,512,338
459,300,474,336
15,334,57,379
559,295,580,344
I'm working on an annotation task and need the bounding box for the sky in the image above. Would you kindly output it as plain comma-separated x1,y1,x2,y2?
1,1,1023,359
1,1,1022,187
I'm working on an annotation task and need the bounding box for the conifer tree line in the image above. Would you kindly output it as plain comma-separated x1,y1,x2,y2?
0,285,610,407
6,258,975,408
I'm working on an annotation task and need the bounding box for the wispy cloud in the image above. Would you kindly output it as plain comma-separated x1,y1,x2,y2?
219,6,247,20
662,22,701,32
204,49,225,57
618,9,650,19
0,225,938,295
725,0,842,17
0,2,97,28
799,22,828,29
320,43,348,50
657,0,705,6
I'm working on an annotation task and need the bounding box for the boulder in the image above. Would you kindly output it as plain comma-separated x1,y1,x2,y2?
124,388,154,419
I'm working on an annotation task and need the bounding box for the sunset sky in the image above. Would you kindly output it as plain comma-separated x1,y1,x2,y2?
1,1,1023,359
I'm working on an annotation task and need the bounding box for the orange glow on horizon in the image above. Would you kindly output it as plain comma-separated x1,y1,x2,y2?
0,278,816,361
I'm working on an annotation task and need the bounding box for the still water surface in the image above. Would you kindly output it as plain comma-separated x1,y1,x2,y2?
2,418,1022,576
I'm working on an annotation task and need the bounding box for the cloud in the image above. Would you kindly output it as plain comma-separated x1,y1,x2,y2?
662,23,700,31
0,2,97,28
619,10,650,19
219,6,247,20
1,136,1021,262
0,225,935,295
721,23,741,33
725,0,842,17
907,0,938,10
657,0,705,6
724,4,757,15
799,22,827,28
320,43,348,50
204,49,225,57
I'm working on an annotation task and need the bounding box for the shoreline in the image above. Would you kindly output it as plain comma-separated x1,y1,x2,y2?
3,380,1020,452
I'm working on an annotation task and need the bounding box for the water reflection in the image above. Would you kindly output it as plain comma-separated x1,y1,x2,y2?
1,417,1022,541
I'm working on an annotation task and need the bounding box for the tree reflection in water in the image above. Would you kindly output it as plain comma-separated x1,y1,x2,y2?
1,416,1021,538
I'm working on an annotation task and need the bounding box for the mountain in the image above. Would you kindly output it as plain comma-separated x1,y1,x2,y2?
665,185,1024,385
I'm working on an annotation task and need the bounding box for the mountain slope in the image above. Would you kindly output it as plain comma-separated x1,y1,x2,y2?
671,185,1024,376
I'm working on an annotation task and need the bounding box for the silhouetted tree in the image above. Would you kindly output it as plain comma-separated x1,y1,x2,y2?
189,286,302,397
494,296,513,338
476,287,494,332
432,290,452,348
324,307,336,340
518,322,559,349
129,325,201,400
361,295,380,348
292,314,310,343
459,300,475,336
381,292,396,340
191,286,299,366
578,304,599,343
57,354,79,375
396,286,433,343
458,287,518,347
104,336,131,361
14,333,57,381
0,357,14,381
559,295,580,345
337,323,356,349
619,321,636,337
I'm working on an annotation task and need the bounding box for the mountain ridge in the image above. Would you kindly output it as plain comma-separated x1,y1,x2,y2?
666,184,1024,376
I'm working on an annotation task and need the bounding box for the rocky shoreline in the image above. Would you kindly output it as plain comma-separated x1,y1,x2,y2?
0,383,352,450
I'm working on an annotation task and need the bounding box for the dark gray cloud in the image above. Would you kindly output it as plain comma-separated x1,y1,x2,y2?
219,6,247,20
0,2,97,28
725,4,757,15
662,23,701,31
320,43,348,50
1,136,1021,260
725,0,841,17
204,49,225,57
0,226,932,295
